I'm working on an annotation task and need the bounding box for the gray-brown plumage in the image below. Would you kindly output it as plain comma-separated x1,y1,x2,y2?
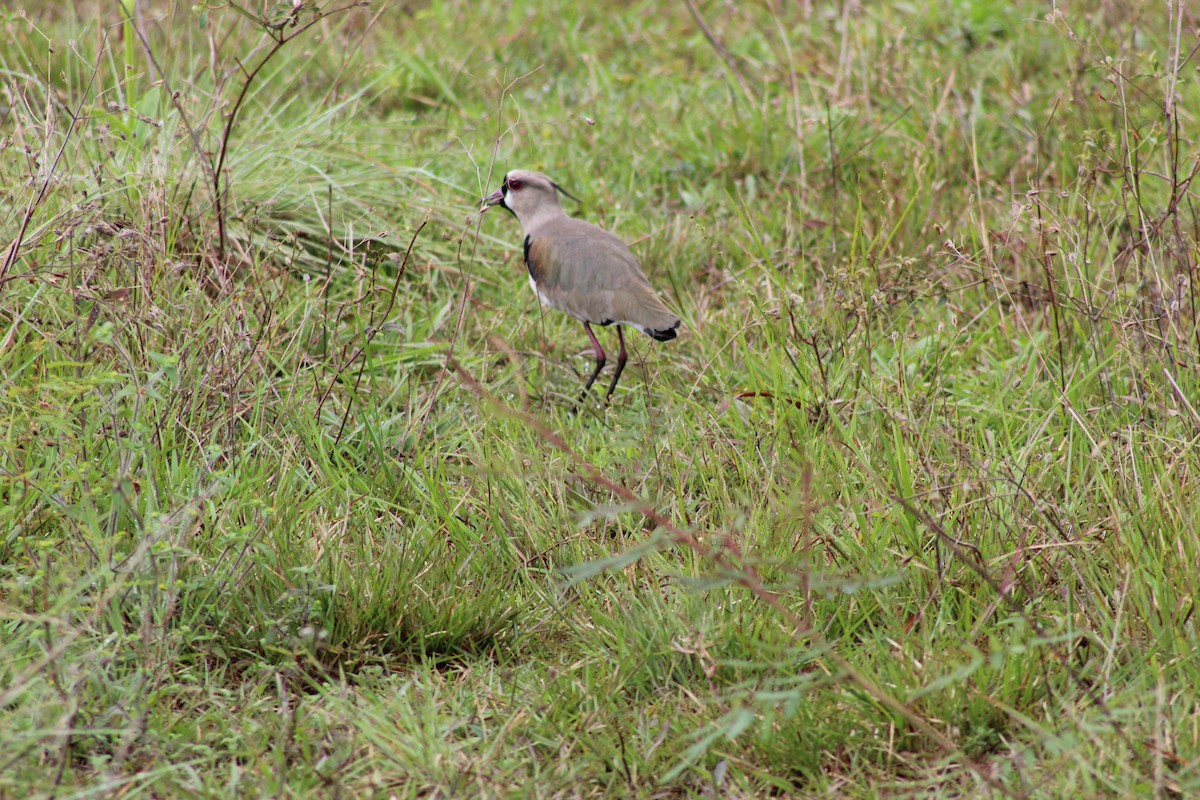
481,170,681,400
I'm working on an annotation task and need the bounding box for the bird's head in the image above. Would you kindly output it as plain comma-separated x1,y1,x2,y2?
481,170,578,221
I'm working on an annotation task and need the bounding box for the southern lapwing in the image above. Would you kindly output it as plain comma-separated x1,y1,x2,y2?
481,170,680,401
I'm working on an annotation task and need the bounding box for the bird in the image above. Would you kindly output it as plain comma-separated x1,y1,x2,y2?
481,170,680,402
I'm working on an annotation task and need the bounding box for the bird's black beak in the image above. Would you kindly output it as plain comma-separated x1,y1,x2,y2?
480,186,506,212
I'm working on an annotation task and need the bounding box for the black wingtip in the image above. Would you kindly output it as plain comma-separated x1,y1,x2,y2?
647,321,680,342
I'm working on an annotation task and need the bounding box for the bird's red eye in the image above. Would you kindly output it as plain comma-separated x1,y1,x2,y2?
507,178,523,191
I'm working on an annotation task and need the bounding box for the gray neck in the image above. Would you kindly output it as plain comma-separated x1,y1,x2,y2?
519,204,569,237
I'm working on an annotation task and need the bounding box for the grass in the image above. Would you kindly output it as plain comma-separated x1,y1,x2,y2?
1,0,1199,796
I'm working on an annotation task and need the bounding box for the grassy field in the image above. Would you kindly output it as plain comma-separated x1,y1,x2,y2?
2,0,1199,796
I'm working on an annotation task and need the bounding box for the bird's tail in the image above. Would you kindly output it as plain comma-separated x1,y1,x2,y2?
617,284,681,342
645,320,680,341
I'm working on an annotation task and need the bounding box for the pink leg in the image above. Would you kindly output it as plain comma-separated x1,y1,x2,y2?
604,326,628,401
580,322,607,397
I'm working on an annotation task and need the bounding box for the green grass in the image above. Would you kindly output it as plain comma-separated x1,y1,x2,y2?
2,0,1199,796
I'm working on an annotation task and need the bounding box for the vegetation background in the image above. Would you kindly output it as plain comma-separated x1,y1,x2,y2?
1,0,1198,796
